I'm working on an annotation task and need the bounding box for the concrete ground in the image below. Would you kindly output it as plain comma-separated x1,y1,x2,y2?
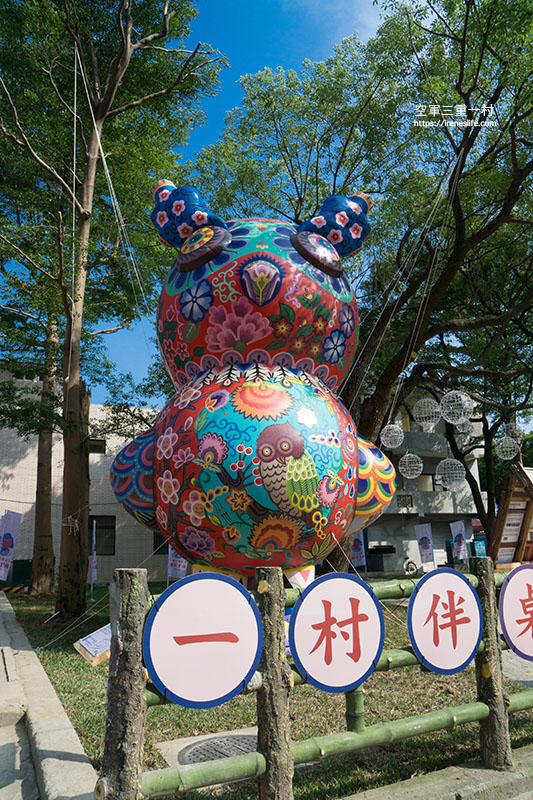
0,592,97,800
1,588,533,800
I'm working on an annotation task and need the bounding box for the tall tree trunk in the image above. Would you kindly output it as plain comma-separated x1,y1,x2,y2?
55,126,100,619
56,378,91,619
30,318,59,595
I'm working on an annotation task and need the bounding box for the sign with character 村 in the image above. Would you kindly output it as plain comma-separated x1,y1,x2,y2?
289,573,384,692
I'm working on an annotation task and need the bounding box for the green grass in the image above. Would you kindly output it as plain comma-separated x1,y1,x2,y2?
8,587,533,800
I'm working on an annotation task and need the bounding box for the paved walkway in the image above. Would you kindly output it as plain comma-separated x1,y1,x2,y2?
1,589,533,800
0,592,97,800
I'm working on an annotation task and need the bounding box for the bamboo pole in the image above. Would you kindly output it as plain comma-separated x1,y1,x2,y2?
471,556,513,770
144,638,510,707
345,687,365,733
95,568,150,800
139,689,533,797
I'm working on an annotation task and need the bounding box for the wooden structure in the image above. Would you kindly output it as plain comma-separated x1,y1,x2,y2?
94,566,533,799
489,464,533,568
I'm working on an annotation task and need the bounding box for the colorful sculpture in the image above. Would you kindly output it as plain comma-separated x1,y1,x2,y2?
111,182,396,584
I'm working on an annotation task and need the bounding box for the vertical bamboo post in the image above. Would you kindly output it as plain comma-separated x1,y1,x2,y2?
255,566,294,800
345,687,365,733
95,568,150,800
470,556,513,770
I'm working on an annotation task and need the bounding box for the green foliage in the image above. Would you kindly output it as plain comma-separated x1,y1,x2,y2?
0,0,226,432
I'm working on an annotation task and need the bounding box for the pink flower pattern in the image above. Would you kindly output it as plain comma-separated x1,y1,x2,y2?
310,215,326,228
156,426,178,459
172,199,185,215
157,470,180,505
172,447,195,469
206,296,270,353
178,222,193,238
349,223,363,239
192,210,208,225
183,490,206,526
156,211,168,228
335,211,349,226
327,229,343,245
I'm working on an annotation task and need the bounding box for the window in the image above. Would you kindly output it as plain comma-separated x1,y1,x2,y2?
88,516,116,555
88,438,106,454
418,474,435,492
153,529,169,555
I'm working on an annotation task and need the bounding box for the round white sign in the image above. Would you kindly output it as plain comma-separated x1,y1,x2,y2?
288,573,384,692
407,568,482,674
499,564,533,661
143,573,263,708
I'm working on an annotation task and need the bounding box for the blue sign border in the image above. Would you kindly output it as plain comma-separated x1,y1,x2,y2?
288,572,384,693
143,572,264,708
407,567,483,675
499,563,533,662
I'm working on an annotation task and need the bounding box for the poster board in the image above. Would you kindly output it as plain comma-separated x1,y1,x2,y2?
489,464,533,568
74,623,112,666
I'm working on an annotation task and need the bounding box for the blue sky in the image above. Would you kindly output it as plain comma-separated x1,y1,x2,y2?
95,0,384,404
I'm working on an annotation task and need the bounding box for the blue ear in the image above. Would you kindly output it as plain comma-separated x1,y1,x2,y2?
297,193,371,258
150,183,228,250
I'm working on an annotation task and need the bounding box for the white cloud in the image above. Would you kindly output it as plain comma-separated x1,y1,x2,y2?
281,0,383,46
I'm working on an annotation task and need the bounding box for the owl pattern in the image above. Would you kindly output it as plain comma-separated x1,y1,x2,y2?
257,422,320,519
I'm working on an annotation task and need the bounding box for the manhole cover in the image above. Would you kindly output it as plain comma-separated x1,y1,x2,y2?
178,734,258,764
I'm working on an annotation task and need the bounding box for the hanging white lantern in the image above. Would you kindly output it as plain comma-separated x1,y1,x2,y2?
398,452,424,479
440,391,474,425
435,458,466,489
495,436,519,461
380,423,404,449
455,420,473,434
503,423,522,443
412,397,441,431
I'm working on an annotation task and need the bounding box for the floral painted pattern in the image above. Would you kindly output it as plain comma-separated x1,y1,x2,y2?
110,186,397,581
150,365,367,577
156,219,358,389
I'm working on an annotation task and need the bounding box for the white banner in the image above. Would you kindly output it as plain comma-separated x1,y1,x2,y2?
91,520,97,584
350,529,366,569
450,520,467,560
0,511,23,582
168,547,187,581
414,523,434,566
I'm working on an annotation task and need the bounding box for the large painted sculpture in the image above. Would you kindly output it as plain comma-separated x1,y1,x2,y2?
111,183,396,584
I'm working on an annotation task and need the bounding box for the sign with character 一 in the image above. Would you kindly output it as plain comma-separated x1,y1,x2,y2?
143,573,263,708
407,568,482,674
289,573,384,693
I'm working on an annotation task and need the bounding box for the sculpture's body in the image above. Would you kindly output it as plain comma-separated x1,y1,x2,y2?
111,183,396,583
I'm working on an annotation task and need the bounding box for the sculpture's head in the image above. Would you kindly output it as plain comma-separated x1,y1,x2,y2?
151,183,371,391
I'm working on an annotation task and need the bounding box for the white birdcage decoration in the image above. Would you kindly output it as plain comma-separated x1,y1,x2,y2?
412,397,441,431
380,423,404,449
494,436,520,461
398,452,424,479
503,423,523,443
435,457,466,489
440,391,474,424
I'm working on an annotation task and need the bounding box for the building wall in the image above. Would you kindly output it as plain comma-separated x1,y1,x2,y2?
0,402,168,585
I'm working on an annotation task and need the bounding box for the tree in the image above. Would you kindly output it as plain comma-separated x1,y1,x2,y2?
190,0,533,568
0,0,224,617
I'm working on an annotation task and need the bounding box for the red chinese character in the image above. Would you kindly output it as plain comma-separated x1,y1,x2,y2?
309,597,369,665
424,591,471,649
516,583,533,639
173,632,239,646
